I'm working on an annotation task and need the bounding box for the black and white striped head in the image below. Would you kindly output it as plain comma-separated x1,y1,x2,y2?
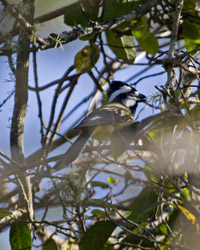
107,81,146,114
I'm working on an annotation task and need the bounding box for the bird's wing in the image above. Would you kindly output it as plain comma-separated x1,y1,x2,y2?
53,103,133,170
75,103,133,129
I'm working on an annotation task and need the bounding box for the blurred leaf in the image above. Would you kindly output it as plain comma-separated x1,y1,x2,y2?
103,0,144,20
177,205,196,224
91,181,110,189
79,221,116,250
10,222,32,250
182,20,200,51
79,33,96,41
127,187,158,223
106,30,136,62
0,208,12,218
144,165,159,183
182,186,191,200
43,238,58,250
182,20,200,40
188,105,200,120
61,239,77,250
89,199,117,209
184,38,200,51
91,209,106,217
103,242,114,250
74,44,99,74
107,176,116,184
64,0,146,27
64,0,100,27
110,136,125,160
124,211,131,217
183,0,196,9
159,223,168,235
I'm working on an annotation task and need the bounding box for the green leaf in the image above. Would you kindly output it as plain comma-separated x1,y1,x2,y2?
43,238,58,250
127,187,158,223
74,44,99,74
133,30,158,56
189,105,200,120
182,20,200,40
144,165,159,183
10,222,32,250
64,0,146,27
64,0,100,27
79,33,96,41
0,208,12,218
91,209,106,217
182,186,191,200
103,0,145,21
89,199,117,210
177,205,196,224
103,242,114,250
79,221,116,250
183,0,196,9
159,223,168,235
91,181,110,189
106,30,136,62
184,38,200,52
107,176,116,184
132,16,150,39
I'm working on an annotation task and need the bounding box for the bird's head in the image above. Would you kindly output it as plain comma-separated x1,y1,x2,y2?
107,81,146,114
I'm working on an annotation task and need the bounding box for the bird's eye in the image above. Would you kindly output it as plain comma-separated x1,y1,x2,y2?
130,92,137,96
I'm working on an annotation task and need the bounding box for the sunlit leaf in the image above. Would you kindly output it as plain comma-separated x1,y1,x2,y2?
159,223,168,235
184,38,198,51
133,29,158,56
91,209,106,217
144,165,159,183
74,44,99,74
177,205,196,224
106,30,136,62
107,176,116,184
182,187,191,200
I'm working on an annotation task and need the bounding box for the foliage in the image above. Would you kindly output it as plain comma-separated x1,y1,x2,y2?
1,0,200,249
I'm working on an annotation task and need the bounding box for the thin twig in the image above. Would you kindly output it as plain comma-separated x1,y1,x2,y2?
166,0,184,87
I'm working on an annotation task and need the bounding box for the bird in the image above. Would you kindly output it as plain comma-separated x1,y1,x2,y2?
53,81,146,171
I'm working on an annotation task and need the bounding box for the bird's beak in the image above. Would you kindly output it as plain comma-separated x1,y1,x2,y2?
137,92,147,102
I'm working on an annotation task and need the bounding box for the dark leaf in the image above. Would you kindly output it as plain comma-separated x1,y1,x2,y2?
10,222,32,250
79,221,116,250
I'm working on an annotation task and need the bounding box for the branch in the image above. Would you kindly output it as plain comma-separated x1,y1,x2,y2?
0,209,26,224
166,0,184,86
37,0,161,50
9,0,36,221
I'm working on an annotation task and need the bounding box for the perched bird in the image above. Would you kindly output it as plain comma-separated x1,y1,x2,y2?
54,81,146,170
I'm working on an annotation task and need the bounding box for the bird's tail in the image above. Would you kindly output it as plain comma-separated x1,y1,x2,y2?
53,127,95,171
